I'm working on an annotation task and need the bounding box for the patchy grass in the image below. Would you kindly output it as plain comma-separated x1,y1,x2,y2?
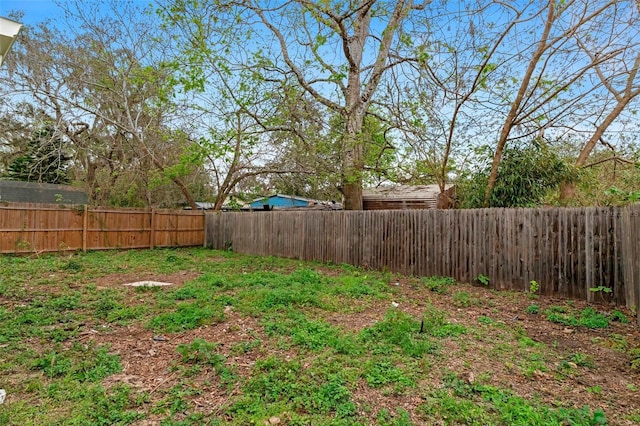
544,305,615,329
420,276,458,294
0,248,638,425
419,372,607,425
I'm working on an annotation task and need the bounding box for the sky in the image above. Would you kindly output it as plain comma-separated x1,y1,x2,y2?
0,0,61,25
1,0,637,152
1,0,153,26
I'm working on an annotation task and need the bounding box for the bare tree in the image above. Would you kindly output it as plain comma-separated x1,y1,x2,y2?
559,2,640,201
385,1,534,196
1,1,204,208
159,0,432,210
482,0,637,206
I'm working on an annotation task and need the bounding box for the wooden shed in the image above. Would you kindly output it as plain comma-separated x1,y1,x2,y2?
362,184,455,210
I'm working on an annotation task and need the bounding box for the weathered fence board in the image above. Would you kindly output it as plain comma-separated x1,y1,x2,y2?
620,205,640,325
0,203,204,253
205,206,640,316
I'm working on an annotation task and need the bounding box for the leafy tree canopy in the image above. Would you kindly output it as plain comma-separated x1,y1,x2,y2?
458,142,574,208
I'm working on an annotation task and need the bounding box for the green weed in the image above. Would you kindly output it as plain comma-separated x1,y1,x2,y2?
529,280,540,296
547,305,568,314
609,310,629,323
360,309,438,358
545,306,609,329
517,336,542,349
422,372,608,425
363,359,415,391
62,259,83,272
419,388,493,425
586,385,602,394
630,348,640,370
476,274,490,286
230,339,262,355
49,292,82,311
420,304,467,338
421,276,457,294
377,408,413,426
176,338,223,365
156,382,200,416
76,384,145,425
175,338,237,386
258,284,323,310
93,289,124,320
5,302,82,343
478,315,496,325
148,302,224,332
32,343,121,382
331,274,386,298
106,305,147,324
33,350,74,378
225,270,328,314
627,412,640,423
263,310,360,354
589,286,612,302
232,356,357,422
452,290,479,307
568,353,595,368
16,305,60,327
525,304,539,314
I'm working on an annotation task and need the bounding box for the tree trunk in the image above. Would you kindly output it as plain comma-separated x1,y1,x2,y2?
559,181,576,204
149,156,198,210
171,175,198,210
341,129,364,210
342,107,365,210
342,181,363,210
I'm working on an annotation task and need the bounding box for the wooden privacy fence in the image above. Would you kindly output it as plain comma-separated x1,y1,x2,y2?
206,205,640,315
0,203,204,253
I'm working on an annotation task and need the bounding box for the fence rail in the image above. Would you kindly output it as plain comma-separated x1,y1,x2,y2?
206,205,640,320
0,203,204,253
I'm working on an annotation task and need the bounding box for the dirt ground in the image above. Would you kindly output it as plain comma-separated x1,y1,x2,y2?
81,270,640,425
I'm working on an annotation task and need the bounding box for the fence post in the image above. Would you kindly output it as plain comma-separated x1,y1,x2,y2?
82,205,88,252
203,212,208,247
150,208,156,249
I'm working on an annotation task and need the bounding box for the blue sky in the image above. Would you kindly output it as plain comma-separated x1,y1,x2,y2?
0,0,62,25
1,0,152,26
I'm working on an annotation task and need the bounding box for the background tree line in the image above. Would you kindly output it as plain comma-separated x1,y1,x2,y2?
0,0,638,209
